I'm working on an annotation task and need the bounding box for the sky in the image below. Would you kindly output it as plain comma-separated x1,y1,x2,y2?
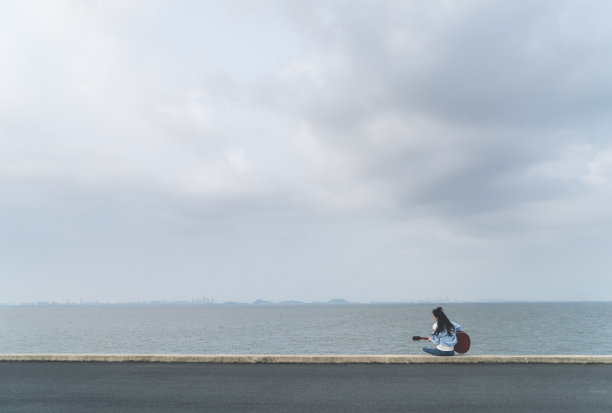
1,0,611,304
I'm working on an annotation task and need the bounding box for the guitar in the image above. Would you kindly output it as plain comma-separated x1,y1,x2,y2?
412,331,471,354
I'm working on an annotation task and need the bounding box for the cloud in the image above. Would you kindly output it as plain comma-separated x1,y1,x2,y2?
260,0,612,231
1,1,288,208
1,1,611,302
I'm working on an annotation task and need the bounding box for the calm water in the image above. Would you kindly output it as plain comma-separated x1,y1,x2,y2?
1,302,610,355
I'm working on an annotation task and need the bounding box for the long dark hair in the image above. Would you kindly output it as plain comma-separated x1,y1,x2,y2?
432,307,455,336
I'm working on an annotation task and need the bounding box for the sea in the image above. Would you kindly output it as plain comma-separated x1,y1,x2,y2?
1,302,611,355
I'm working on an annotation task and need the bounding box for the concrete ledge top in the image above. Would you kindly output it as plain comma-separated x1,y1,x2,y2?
1,354,611,364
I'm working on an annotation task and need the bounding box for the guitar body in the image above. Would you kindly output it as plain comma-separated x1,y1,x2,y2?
454,331,471,354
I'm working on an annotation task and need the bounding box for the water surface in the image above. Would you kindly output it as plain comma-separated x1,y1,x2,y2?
1,302,610,355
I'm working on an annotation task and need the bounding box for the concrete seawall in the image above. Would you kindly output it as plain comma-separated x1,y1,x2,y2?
1,354,611,364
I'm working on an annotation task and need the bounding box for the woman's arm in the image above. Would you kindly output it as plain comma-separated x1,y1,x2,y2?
453,321,464,332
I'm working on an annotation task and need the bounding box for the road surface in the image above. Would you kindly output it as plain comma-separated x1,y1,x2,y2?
1,362,610,412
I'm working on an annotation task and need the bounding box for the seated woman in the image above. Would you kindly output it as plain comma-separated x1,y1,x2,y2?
422,307,464,356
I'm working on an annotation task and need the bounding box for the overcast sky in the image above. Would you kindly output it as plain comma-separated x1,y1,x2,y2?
1,0,611,304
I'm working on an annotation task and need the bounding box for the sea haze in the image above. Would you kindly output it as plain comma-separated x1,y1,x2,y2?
1,302,610,355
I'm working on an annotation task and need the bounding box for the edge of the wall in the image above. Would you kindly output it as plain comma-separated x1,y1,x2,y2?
1,354,611,364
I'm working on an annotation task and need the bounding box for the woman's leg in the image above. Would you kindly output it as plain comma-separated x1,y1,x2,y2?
422,346,440,356
422,346,455,356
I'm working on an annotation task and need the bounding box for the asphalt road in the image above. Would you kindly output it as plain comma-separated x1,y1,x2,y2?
1,362,611,412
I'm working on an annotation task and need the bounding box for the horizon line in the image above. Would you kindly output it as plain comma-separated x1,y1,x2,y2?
1,299,610,307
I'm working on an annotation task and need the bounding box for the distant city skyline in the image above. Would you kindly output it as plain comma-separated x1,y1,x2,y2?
3,297,604,307
2,1,612,304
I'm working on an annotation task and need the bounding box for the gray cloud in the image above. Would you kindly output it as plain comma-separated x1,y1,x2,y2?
263,1,612,223
1,1,611,303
